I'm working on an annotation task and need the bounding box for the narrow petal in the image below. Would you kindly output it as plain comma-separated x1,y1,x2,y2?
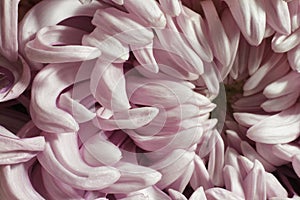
201,0,231,66
101,162,162,193
288,44,300,72
272,29,300,53
168,189,188,200
94,107,159,131
82,28,130,63
247,103,300,144
265,0,291,35
256,143,289,166
92,8,154,45
223,0,266,45
159,0,182,16
25,25,101,63
31,63,87,133
82,132,122,166
131,42,159,73
223,165,245,198
37,141,120,190
124,0,166,28
90,59,130,112
190,155,213,190
241,141,276,172
205,187,244,200
0,163,44,199
0,0,19,61
176,6,213,62
190,187,207,200
243,160,267,200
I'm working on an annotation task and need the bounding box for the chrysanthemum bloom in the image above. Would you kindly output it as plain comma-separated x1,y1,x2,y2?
0,0,299,199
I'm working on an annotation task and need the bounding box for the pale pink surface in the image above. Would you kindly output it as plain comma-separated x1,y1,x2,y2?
0,0,299,200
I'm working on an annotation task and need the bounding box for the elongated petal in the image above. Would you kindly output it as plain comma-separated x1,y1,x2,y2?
288,44,300,72
176,6,213,62
132,42,159,73
223,165,245,198
272,143,300,162
168,189,188,200
159,0,181,16
272,28,300,53
0,55,31,102
126,74,194,108
82,132,122,166
37,141,120,190
201,0,231,66
241,142,275,172
101,162,162,193
256,143,288,166
90,59,130,112
154,16,204,75
243,160,266,200
205,187,244,200
94,107,159,131
223,0,266,45
31,63,87,133
0,0,19,62
82,28,129,63
126,186,171,200
124,0,166,28
263,71,300,98
41,168,84,200
25,25,100,63
168,161,194,192
247,103,300,144
92,8,154,45
265,0,291,35
233,113,270,128
208,131,225,186
19,0,104,69
191,155,213,190
0,163,44,200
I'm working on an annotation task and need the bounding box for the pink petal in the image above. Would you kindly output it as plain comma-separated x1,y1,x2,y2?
154,16,204,75
208,131,225,187
271,29,300,53
82,28,130,63
94,107,159,131
223,165,245,198
243,160,267,200
247,103,300,144
201,0,232,66
168,188,188,200
256,143,289,166
124,0,166,28
37,140,120,190
92,8,154,46
288,43,300,72
101,162,162,193
190,155,213,190
0,0,19,62
265,0,291,35
176,6,213,62
31,63,88,133
0,163,44,199
223,0,266,45
205,187,244,200
190,187,207,200
131,42,159,73
19,0,103,69
159,0,182,16
241,141,276,172
90,59,130,112
82,132,122,166
25,25,101,63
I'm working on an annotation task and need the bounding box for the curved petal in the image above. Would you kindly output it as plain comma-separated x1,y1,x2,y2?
25,25,101,63
223,0,266,45
159,0,182,16
288,43,300,72
0,162,45,200
92,8,154,46
247,103,300,144
90,59,130,112
205,187,244,200
37,140,120,190
124,0,166,28
101,162,162,194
